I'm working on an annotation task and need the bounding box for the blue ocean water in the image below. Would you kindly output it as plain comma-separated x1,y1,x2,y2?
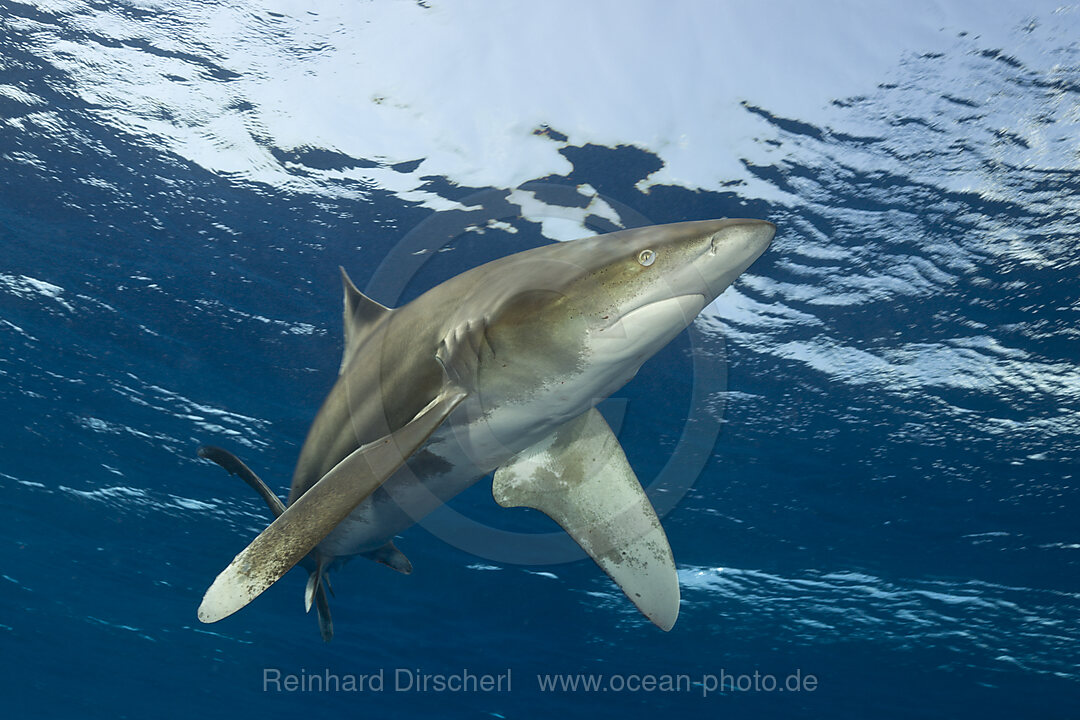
1,3,1078,719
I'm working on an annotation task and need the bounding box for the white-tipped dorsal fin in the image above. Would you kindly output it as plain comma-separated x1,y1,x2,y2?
492,408,680,631
340,266,391,373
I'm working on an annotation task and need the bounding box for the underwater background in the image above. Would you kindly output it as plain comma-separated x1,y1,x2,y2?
1,1,1077,718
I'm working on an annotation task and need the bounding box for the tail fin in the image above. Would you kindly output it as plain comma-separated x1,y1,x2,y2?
198,446,286,515
304,555,334,641
312,572,334,641
198,445,335,641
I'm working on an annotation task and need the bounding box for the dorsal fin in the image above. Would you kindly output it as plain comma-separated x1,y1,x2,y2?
340,266,390,373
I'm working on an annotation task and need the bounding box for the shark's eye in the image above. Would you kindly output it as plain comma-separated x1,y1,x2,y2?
637,249,656,267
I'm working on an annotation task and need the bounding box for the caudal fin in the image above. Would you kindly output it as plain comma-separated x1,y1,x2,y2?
304,556,334,642
198,445,286,515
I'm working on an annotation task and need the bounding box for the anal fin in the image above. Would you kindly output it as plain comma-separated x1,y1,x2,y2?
361,541,413,575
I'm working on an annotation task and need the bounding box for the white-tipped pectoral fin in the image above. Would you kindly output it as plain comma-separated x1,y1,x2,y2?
493,408,680,631
198,319,486,625
197,386,467,624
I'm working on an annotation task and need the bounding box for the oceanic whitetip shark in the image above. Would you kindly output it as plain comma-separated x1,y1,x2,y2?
197,218,775,640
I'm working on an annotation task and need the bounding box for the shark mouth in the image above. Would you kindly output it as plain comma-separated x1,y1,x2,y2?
595,294,707,355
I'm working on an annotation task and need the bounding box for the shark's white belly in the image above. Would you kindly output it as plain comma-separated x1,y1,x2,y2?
315,322,651,560
317,391,587,558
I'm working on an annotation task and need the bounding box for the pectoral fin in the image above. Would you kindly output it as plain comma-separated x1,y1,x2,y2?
493,408,680,631
198,385,467,624
197,444,335,639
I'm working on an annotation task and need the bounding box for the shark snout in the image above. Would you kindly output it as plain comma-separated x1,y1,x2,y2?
709,219,775,258
698,219,775,299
